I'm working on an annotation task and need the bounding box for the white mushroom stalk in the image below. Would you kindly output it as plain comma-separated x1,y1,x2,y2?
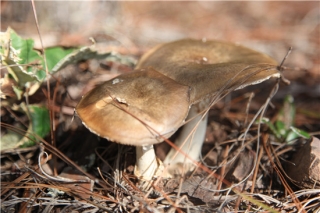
164,104,209,174
134,145,163,188
135,145,158,178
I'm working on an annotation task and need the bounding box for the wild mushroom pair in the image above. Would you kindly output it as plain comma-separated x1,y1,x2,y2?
76,39,280,189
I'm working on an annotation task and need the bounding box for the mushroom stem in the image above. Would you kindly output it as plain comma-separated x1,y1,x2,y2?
134,145,159,185
164,105,209,174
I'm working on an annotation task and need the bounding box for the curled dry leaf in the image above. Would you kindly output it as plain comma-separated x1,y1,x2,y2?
284,136,320,189
176,175,218,203
225,150,255,183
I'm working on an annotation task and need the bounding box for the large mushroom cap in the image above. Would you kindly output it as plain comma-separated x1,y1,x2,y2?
137,39,280,103
76,68,190,146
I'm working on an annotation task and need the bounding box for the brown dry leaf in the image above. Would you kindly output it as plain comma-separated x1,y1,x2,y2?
59,169,94,200
309,137,320,184
226,150,255,183
284,136,320,189
176,175,218,203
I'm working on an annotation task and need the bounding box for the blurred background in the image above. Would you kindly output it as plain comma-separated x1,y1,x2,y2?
2,1,319,78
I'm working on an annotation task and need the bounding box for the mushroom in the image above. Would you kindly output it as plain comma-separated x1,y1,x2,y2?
135,39,280,173
76,39,280,188
76,68,191,187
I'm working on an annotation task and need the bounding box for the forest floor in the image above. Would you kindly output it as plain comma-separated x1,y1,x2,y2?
1,1,320,212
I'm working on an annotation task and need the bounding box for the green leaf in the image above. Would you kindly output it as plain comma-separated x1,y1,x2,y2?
1,28,41,90
44,47,76,71
285,131,299,143
8,28,44,81
275,120,287,138
259,118,282,140
29,105,51,139
289,126,311,140
14,104,51,148
12,85,23,100
1,28,77,99
10,30,42,66
278,95,296,129
2,58,40,89
51,46,112,72
256,117,270,124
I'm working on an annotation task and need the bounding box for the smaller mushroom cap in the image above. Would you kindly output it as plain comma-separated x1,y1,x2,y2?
76,68,190,146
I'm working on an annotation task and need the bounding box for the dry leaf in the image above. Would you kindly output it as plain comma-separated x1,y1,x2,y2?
284,136,320,189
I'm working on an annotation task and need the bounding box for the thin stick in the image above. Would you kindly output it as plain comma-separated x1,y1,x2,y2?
279,47,293,70
278,47,292,85
30,0,57,176
251,145,264,194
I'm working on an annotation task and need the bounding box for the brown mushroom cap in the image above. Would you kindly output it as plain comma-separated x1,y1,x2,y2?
76,68,190,146
136,39,280,103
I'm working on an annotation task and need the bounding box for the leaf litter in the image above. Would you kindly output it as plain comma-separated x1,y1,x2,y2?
2,39,320,212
